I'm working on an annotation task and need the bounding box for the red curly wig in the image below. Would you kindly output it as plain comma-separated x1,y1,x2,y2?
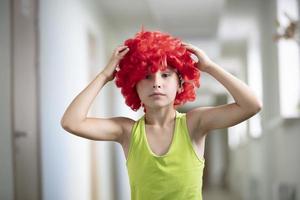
115,28,201,111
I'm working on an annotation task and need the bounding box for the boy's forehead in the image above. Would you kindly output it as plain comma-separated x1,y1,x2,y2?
147,66,177,73
165,66,176,71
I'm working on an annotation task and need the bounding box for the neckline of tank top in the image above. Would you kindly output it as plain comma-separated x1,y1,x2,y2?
142,110,179,158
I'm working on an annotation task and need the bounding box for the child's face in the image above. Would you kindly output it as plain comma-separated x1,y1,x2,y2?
136,66,181,109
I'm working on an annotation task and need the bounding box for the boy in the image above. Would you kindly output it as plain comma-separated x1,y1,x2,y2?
61,29,262,199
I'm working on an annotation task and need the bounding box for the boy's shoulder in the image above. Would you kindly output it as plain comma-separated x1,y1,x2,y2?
118,116,137,134
117,116,137,146
185,109,208,136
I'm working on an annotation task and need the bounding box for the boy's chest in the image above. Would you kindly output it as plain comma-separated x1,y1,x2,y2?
122,119,205,160
144,126,175,156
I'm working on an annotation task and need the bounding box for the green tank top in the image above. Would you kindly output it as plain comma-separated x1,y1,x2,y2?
126,111,205,200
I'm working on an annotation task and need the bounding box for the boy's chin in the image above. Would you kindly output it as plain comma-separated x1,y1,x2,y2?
146,103,174,109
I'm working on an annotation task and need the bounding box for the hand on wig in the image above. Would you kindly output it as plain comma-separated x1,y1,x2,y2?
102,45,130,81
182,42,214,72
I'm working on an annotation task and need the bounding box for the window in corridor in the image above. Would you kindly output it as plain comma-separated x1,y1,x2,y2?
277,0,300,118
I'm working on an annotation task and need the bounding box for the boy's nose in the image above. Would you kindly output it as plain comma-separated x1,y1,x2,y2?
152,74,162,88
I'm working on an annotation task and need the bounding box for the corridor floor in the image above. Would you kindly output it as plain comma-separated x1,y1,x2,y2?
203,188,241,200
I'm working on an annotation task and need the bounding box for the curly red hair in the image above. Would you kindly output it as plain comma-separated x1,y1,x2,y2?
115,28,201,111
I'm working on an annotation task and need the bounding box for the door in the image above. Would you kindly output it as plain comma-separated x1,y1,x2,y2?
12,0,41,199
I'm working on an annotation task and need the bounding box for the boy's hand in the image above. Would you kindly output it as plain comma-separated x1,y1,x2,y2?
102,45,130,81
182,42,214,72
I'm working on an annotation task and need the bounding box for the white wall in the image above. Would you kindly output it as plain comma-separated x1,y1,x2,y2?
39,0,114,199
259,0,300,198
223,0,300,199
0,0,14,199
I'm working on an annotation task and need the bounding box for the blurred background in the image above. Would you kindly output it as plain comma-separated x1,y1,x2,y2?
1,0,300,199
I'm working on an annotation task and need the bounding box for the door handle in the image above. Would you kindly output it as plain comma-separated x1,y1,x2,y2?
14,130,28,138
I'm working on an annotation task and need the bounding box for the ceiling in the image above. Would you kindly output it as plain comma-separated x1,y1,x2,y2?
95,0,226,39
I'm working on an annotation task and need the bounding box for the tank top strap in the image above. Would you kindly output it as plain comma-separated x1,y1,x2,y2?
126,115,144,166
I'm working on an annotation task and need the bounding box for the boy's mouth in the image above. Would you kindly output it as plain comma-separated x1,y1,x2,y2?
149,92,165,97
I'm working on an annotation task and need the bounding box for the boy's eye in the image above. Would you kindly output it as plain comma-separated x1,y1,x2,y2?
162,73,170,78
144,73,170,79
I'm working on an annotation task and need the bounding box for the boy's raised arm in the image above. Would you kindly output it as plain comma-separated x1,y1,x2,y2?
60,45,131,143
183,43,262,134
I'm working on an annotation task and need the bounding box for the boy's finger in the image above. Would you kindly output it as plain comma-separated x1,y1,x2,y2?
119,47,129,54
185,48,194,53
116,45,128,51
118,49,129,58
118,47,129,53
120,45,128,49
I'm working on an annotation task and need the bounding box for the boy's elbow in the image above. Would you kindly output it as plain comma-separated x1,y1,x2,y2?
60,117,84,133
60,118,73,131
257,100,263,110
253,101,263,113
60,118,68,130
245,101,262,115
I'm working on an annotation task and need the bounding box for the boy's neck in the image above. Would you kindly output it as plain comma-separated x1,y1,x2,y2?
144,108,177,127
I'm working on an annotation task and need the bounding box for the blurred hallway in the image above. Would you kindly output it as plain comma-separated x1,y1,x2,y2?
1,0,300,199
203,188,241,200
